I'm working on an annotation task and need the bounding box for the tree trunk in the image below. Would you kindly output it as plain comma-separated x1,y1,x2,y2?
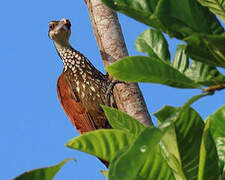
84,0,153,126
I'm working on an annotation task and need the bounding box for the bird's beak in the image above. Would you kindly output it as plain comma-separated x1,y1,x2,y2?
54,19,67,32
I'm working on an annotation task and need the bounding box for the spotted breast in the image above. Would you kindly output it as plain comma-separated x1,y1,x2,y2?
57,47,111,133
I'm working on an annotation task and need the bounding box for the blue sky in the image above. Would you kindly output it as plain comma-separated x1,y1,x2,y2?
1,0,225,180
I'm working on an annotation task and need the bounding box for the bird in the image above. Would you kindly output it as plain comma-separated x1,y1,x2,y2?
48,18,115,167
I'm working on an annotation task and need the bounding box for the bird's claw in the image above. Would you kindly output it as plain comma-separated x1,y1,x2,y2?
105,80,126,107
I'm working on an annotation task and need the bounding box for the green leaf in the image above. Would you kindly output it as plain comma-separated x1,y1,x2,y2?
135,28,170,61
154,105,205,179
198,119,220,180
173,44,225,86
13,158,74,180
197,0,225,24
216,138,225,179
66,129,134,162
154,106,181,124
107,56,200,88
172,45,189,73
185,33,225,68
102,0,224,39
101,105,144,135
108,126,175,180
159,124,187,180
207,105,225,139
207,105,225,178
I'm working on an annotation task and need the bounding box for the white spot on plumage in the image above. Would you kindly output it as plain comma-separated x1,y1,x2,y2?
75,54,79,58
82,73,86,80
78,56,81,60
96,93,100,98
76,61,80,64
76,81,79,86
76,87,80,93
82,84,86,89
81,92,85,98
71,61,75,65
90,86,96,92
78,67,82,71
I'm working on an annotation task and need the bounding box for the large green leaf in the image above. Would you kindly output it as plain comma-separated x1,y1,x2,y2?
66,129,134,162
207,105,225,139
101,105,144,135
108,126,175,180
173,44,225,86
13,159,73,180
102,0,224,39
198,119,220,180
197,0,225,24
185,33,225,68
207,105,225,178
154,105,205,179
107,56,200,88
135,28,170,61
159,124,187,180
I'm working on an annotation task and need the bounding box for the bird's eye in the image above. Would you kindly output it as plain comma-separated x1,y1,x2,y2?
49,24,55,30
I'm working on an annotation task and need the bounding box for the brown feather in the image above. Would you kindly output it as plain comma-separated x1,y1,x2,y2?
57,72,103,134
57,69,111,132
57,71,111,168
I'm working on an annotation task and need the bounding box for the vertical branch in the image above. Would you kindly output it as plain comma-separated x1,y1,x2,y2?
85,0,153,126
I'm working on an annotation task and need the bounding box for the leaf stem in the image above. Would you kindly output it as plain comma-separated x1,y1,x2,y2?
204,83,225,92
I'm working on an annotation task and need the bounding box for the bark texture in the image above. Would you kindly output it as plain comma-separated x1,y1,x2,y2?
85,0,153,126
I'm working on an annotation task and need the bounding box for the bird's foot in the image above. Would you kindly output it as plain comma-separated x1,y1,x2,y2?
105,80,126,107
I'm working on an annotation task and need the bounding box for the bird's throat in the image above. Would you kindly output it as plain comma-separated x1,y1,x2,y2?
54,40,71,52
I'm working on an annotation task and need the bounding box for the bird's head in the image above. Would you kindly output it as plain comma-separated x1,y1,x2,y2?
48,18,71,46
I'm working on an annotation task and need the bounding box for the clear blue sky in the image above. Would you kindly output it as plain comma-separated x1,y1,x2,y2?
1,1,224,180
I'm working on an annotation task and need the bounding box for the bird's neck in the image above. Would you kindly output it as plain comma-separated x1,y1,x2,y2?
54,41,95,75
54,40,71,52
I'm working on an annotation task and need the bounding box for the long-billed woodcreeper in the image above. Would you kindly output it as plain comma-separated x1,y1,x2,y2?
48,18,115,166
